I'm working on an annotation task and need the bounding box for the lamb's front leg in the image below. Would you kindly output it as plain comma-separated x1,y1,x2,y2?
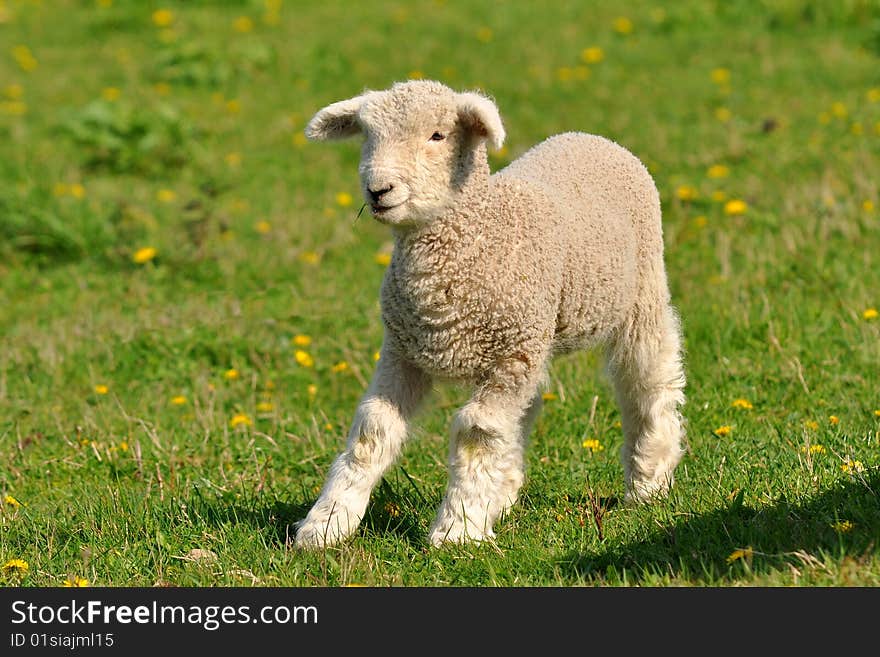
295,350,430,548
428,365,544,546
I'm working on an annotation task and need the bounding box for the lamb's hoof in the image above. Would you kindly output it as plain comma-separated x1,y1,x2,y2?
624,475,673,505
428,520,494,547
293,514,356,549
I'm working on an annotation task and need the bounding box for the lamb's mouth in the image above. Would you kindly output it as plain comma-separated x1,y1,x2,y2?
370,201,404,216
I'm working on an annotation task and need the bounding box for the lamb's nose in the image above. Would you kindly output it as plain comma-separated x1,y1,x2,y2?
368,185,394,203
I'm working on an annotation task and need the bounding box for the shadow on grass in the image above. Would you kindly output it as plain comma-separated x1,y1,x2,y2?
560,470,880,584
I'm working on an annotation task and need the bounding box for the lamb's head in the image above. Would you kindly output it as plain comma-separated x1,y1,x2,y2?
305,80,505,227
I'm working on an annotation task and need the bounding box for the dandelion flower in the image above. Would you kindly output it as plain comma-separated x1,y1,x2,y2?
151,9,174,27
828,415,839,425
63,576,89,587
292,132,308,147
336,192,353,207
4,84,24,100
331,361,349,373
711,68,731,85
2,559,28,574
256,401,274,413
12,45,38,72
292,334,312,347
693,215,708,229
713,425,732,437
830,101,847,118
841,459,865,474
612,16,633,34
94,384,109,395
707,164,730,179
863,200,875,213
233,16,254,32
307,384,317,397
408,70,424,80
711,190,728,202
69,183,86,199
156,189,176,203
874,410,880,418
542,392,558,401
804,420,819,430
101,87,120,102
229,413,252,428
294,350,314,368
863,308,878,320
582,438,604,451
726,547,752,564
580,46,604,64
832,520,854,533
225,99,241,114
676,185,698,201
723,199,748,215
375,252,392,266
255,220,271,234
224,368,240,380
801,444,825,455
715,107,732,123
298,250,320,265
170,395,187,406
225,152,242,167
0,100,27,115
4,495,21,507
731,398,753,409
373,351,381,362
868,88,880,103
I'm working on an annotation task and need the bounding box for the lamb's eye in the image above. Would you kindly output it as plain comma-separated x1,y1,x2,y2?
429,132,445,141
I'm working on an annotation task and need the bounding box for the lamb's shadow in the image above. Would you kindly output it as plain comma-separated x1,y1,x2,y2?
558,470,880,583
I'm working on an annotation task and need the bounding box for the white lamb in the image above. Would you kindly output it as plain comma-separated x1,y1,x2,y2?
295,80,686,547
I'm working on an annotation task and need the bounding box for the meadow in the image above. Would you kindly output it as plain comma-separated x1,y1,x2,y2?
1,0,879,587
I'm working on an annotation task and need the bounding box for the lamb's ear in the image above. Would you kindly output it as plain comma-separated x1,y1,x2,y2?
305,93,373,141
456,91,506,150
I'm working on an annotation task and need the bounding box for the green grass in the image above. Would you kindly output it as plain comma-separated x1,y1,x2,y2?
1,0,879,587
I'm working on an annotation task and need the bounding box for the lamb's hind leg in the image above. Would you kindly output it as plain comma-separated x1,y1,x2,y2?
607,301,686,503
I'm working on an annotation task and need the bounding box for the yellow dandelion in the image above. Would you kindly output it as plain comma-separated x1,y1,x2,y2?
298,250,320,265
862,308,878,320
229,413,252,428
829,415,839,426
581,46,604,64
292,132,308,147
118,441,128,451
693,215,708,229
294,350,314,368
224,368,240,380
723,199,748,215
801,444,825,455
233,16,254,32
4,84,24,100
556,67,573,82
4,495,21,507
12,45,38,72
307,384,317,397
710,68,730,85
373,350,381,362
613,16,633,34
331,361,349,373
476,27,493,43
255,220,271,234
713,425,732,437
69,183,86,199
324,422,334,431
63,576,89,587
151,9,174,28
676,185,698,201
132,246,157,264
156,188,176,203
542,392,558,401
224,152,242,167
804,420,819,430
375,252,392,266
731,398,753,410
863,200,875,213
832,520,855,533
874,410,880,418
0,100,27,116
256,401,274,412
581,438,604,451
292,334,312,347
841,459,865,474
711,190,728,202
707,164,730,179
336,192,353,207
830,101,847,118
225,99,241,114
715,107,732,123
726,547,753,564
101,86,120,102
3,559,29,574
94,384,109,395
170,395,187,406
407,70,424,80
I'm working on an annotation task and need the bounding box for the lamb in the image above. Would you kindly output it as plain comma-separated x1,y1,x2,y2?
295,79,686,548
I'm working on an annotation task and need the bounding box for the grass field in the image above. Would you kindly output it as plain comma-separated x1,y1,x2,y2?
1,0,879,587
